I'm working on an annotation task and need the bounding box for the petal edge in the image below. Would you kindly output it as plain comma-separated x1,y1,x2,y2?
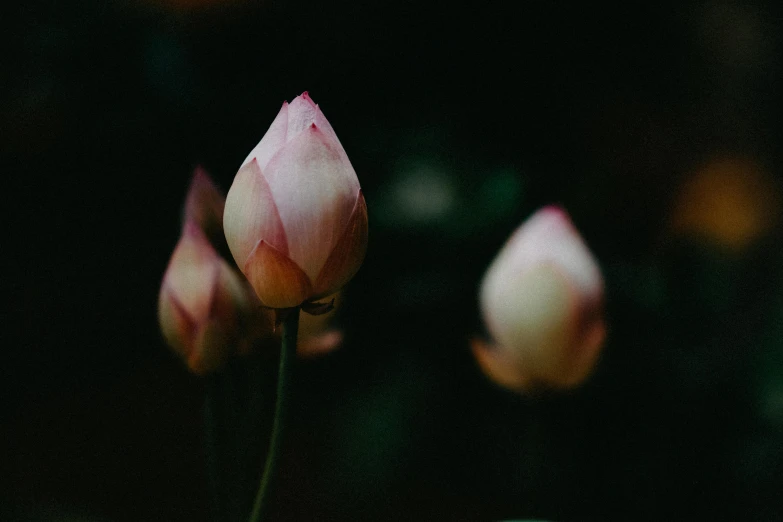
244,240,313,308
224,159,289,266
313,190,368,297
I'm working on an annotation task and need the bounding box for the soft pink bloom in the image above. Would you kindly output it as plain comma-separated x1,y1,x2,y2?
477,206,606,390
224,92,368,309
158,221,269,374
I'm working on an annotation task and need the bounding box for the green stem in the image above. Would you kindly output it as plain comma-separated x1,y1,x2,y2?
248,307,300,522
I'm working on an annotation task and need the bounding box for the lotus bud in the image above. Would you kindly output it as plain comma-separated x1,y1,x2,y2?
223,92,368,309
183,166,227,250
158,221,268,374
477,206,606,390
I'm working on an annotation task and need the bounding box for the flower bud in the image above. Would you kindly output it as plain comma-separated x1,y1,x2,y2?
158,221,267,374
477,206,606,390
224,92,368,309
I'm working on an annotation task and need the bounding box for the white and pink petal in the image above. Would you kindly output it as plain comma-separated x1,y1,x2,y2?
242,102,290,171
163,222,219,323
224,159,289,265
262,125,360,280
285,92,319,138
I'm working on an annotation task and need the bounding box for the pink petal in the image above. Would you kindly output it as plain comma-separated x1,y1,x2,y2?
162,222,220,323
243,240,313,308
286,92,319,138
500,206,603,299
285,93,350,165
224,159,289,266
481,263,575,375
262,124,360,280
313,190,368,297
241,102,289,171
158,284,197,359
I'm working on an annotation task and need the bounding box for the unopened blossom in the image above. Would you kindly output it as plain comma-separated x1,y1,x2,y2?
476,206,606,390
158,221,269,374
224,92,368,309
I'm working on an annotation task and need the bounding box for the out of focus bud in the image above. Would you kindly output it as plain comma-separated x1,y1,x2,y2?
224,92,368,309
158,221,269,374
476,206,606,390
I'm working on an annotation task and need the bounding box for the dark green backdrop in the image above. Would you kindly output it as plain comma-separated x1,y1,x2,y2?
4,1,782,520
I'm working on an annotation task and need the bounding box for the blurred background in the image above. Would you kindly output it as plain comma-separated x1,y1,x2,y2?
3,0,783,520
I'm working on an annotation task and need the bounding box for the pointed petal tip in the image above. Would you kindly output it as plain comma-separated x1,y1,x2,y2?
223,159,289,264
188,165,219,191
534,204,574,227
191,164,208,179
291,91,316,107
541,203,565,212
184,166,226,236
243,157,261,171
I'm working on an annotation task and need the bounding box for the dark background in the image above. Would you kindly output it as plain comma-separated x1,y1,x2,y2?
4,0,783,520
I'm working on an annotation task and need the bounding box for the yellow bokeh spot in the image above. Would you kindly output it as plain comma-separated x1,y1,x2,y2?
669,156,779,251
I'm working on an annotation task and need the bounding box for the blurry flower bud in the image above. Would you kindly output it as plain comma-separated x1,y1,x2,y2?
224,92,368,309
158,221,269,374
477,206,606,390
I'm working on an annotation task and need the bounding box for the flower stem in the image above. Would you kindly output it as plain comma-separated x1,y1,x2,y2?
248,307,300,522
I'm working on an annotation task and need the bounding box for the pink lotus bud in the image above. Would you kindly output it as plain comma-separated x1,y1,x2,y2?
477,206,606,390
223,92,368,309
158,221,268,374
